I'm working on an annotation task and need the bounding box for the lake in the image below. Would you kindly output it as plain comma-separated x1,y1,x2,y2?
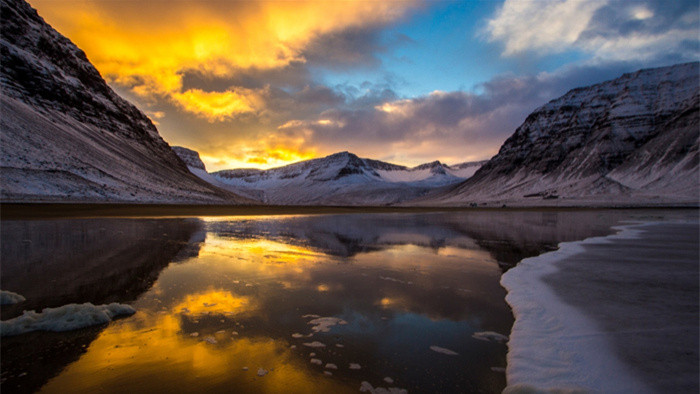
0,209,688,393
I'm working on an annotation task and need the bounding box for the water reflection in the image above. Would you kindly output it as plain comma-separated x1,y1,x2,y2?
1,211,652,393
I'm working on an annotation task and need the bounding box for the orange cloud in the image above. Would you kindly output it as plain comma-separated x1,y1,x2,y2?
29,0,418,121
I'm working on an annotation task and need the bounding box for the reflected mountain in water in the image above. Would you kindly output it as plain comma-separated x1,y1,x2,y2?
1,218,203,393
0,210,653,393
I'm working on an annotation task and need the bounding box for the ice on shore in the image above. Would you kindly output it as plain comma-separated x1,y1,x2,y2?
0,290,26,305
501,223,654,393
1,302,135,336
472,331,508,343
307,317,348,333
429,345,459,355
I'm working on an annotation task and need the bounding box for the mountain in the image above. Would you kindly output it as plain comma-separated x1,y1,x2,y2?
0,0,252,203
173,150,484,205
418,62,699,206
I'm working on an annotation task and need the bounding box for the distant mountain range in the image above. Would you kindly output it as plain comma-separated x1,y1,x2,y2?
1,0,697,207
173,147,485,205
0,0,252,203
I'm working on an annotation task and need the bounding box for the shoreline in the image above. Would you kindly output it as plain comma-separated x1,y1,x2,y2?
501,220,699,393
1,202,697,220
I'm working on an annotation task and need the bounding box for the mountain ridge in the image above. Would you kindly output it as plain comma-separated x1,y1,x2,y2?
0,0,253,203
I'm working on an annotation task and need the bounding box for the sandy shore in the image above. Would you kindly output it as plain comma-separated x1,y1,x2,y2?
502,220,699,393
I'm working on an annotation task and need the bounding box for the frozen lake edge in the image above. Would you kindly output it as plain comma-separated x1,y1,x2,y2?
502,219,699,393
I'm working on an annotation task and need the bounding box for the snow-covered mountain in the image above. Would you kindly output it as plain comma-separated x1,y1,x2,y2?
418,62,699,206
0,0,252,203
173,149,485,205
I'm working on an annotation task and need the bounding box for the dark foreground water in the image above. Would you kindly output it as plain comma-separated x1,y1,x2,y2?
0,210,690,393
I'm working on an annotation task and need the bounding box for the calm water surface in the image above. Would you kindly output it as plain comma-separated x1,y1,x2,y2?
0,210,674,393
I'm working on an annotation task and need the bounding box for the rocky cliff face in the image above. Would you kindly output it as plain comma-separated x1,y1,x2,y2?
0,0,251,203
172,147,207,171
424,62,699,206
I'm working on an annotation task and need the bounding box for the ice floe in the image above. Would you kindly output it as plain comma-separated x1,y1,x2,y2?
325,363,338,370
360,381,407,394
349,363,362,370
471,331,508,343
310,358,322,365
0,290,26,305
1,302,135,336
303,341,326,348
257,368,268,376
307,317,348,333
429,345,459,355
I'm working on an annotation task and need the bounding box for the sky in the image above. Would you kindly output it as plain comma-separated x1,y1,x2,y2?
29,0,699,171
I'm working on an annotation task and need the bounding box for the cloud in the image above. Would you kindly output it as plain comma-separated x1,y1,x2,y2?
30,0,418,121
275,62,654,166
485,0,699,62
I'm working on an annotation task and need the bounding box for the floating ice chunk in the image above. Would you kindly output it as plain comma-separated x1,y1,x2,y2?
309,352,316,357
216,330,226,334
379,276,405,284
308,317,348,333
231,331,239,335
302,314,321,319
325,363,338,369
430,345,459,355
335,344,344,348
242,367,248,371
349,363,361,370
1,302,135,337
360,381,407,394
257,368,268,376
204,336,217,344
324,371,333,376
190,332,199,337
291,333,305,338
290,345,297,349
472,331,508,343
0,290,26,305
310,358,323,365
303,341,326,348
383,377,394,384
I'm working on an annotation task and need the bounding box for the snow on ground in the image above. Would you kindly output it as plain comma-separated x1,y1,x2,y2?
1,302,135,336
0,290,26,305
500,223,656,393
429,346,459,355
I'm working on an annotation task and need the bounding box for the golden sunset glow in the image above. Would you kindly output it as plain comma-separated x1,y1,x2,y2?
29,0,415,122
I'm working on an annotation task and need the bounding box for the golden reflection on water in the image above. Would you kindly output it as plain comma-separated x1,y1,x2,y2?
39,311,351,393
37,223,505,393
38,235,356,393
